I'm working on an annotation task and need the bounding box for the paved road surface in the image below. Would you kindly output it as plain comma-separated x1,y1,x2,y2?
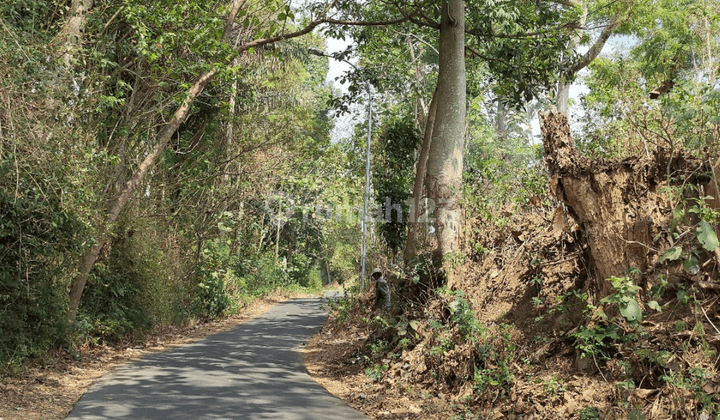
66,297,367,420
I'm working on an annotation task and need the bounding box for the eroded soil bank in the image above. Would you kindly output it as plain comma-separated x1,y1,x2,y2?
304,112,720,420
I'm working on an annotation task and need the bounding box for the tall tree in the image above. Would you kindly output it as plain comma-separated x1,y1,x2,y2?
405,87,438,263
65,0,420,321
325,0,582,279
425,0,466,285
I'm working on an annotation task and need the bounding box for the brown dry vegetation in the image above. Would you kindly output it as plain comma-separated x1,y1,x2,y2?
304,112,720,420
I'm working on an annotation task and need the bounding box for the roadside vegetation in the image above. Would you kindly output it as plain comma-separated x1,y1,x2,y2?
309,1,720,418
2,0,719,419
0,0,361,375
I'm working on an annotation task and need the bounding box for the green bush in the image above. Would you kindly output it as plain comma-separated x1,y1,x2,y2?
288,253,312,286
78,216,191,342
373,117,421,254
79,240,152,341
235,251,289,297
191,237,233,319
192,271,231,319
305,266,324,291
0,172,83,371
365,363,389,382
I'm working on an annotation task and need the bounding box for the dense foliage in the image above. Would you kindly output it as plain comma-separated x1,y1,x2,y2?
373,118,422,254
2,5,719,409
0,0,362,372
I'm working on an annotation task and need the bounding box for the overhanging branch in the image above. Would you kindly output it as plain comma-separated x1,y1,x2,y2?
237,12,419,53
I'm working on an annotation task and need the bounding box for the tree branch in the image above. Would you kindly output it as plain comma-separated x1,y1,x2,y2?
223,0,249,41
465,45,536,71
470,22,576,40
570,14,620,73
237,13,418,53
408,9,440,29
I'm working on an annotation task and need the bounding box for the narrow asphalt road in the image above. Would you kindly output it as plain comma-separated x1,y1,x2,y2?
66,297,367,420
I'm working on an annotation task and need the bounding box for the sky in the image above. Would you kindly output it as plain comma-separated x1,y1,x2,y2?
323,37,361,143
320,34,635,142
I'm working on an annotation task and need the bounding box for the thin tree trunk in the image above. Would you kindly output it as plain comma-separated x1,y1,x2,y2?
557,4,619,115
406,37,429,118
404,87,438,265
425,0,465,287
224,0,248,41
326,261,331,286
60,0,94,70
495,99,509,141
556,1,586,116
68,69,217,322
275,216,281,259
557,81,571,116
223,57,240,184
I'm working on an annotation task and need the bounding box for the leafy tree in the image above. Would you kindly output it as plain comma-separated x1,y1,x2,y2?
373,117,422,255
333,0,582,277
63,0,414,321
578,0,720,157
0,0,354,366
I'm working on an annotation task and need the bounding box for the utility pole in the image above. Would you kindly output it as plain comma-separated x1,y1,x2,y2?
308,48,372,291
360,79,372,292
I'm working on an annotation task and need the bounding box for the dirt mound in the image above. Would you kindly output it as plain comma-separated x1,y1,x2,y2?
305,113,720,419
307,203,719,418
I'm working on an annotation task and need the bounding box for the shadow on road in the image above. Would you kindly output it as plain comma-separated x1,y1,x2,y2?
66,298,366,420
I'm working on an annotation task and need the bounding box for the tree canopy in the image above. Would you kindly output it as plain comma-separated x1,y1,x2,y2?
1,0,718,385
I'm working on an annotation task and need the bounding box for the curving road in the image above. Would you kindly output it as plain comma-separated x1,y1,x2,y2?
66,297,367,420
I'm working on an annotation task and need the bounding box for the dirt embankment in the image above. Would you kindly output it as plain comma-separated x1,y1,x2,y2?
305,112,720,420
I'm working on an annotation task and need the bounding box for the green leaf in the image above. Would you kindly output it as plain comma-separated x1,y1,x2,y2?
682,255,699,274
619,298,642,323
659,246,682,263
670,207,685,232
676,290,689,305
696,220,719,251
647,300,662,312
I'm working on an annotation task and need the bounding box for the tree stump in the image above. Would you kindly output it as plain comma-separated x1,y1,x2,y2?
539,111,691,296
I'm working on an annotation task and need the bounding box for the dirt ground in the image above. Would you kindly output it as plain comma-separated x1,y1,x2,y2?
302,275,622,420
0,293,302,420
304,310,455,420
2,237,718,420
304,204,720,420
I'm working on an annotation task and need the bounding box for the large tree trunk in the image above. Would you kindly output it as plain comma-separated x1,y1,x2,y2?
67,69,217,322
425,0,465,287
540,111,648,295
404,87,439,265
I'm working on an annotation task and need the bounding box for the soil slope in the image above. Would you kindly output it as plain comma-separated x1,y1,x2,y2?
304,113,720,420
